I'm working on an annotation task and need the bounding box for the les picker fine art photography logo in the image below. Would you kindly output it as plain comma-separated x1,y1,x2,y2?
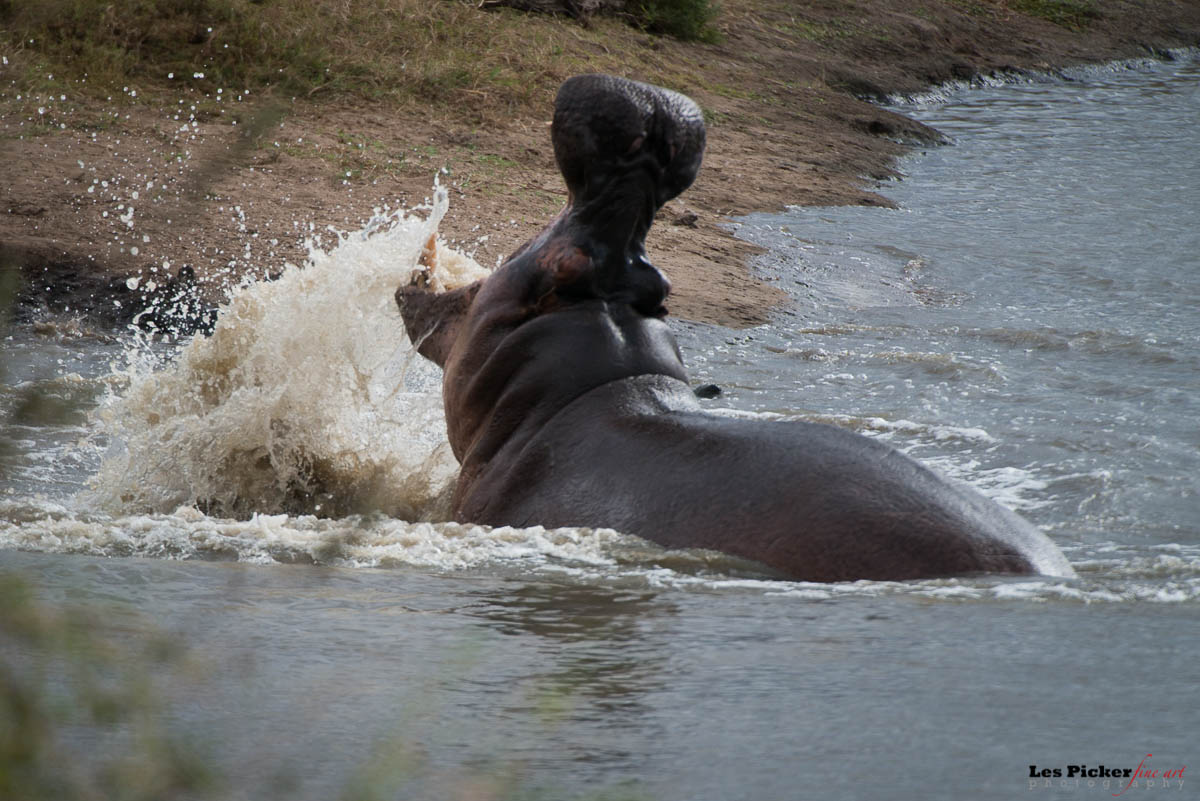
1028,754,1187,795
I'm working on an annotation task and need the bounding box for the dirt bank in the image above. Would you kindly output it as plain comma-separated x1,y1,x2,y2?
3,0,1199,329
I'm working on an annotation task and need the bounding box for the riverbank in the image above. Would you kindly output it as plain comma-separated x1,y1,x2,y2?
3,0,1199,328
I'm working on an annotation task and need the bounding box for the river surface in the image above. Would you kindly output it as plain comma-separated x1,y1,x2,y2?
3,55,1198,799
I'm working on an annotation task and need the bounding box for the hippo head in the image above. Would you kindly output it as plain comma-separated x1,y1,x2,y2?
397,75,706,466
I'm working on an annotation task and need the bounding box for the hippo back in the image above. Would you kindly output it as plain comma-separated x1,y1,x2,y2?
457,374,1075,582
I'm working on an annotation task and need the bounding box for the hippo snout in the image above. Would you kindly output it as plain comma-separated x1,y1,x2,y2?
553,74,706,211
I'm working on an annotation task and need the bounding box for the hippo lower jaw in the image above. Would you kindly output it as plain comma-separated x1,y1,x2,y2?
396,280,481,369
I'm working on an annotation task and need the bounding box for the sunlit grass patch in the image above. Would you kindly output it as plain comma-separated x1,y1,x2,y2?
0,0,719,121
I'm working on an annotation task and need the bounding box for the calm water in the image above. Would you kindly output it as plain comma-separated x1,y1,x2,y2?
3,55,1198,799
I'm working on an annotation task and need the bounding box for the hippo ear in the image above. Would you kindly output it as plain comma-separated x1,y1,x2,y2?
395,281,480,367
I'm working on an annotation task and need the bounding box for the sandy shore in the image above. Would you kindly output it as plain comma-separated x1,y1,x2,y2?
3,0,1199,329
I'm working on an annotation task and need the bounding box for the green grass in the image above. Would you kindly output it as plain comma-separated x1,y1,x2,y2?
1009,0,1098,30
946,0,998,18
0,1,533,111
0,0,723,116
779,18,854,42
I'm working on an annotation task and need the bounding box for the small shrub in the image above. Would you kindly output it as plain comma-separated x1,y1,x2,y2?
627,0,721,43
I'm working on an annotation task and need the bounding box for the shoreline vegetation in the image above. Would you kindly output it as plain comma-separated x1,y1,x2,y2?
2,0,1199,328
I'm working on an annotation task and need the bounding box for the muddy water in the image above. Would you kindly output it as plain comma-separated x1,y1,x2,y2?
3,56,1198,799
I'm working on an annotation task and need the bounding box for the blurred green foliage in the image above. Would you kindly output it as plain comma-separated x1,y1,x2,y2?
0,573,220,801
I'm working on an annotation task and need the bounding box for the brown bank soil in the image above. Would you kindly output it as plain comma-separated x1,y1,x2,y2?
3,0,1199,330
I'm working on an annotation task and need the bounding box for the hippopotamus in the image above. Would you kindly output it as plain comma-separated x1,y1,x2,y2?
396,73,1075,582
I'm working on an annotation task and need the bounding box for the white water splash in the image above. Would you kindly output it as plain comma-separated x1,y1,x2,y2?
0,500,635,571
84,185,489,520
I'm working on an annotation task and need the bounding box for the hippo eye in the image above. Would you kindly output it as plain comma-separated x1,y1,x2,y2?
626,135,644,154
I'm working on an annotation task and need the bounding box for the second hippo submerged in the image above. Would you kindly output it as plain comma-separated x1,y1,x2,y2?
397,73,1074,582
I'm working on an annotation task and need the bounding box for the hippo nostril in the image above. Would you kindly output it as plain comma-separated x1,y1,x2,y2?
622,255,671,318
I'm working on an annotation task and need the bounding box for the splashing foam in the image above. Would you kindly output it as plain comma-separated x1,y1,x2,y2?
87,185,490,520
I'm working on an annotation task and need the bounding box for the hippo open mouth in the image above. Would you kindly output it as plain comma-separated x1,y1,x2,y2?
396,74,1074,582
398,74,702,362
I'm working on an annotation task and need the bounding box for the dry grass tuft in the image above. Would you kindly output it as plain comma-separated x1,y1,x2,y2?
0,0,723,123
